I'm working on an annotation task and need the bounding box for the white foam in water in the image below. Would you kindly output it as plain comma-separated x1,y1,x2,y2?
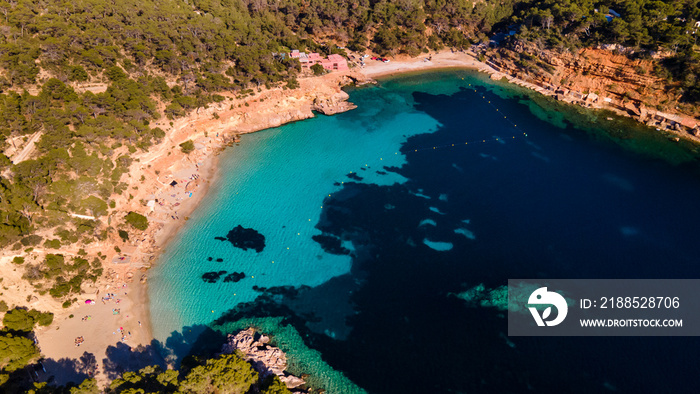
429,206,445,215
452,163,464,172
493,135,506,144
423,239,454,251
454,227,476,240
418,219,437,227
439,194,448,202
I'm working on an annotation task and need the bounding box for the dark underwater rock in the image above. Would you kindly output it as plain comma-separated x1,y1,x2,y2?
202,271,227,283
347,172,363,181
223,272,246,283
217,225,265,252
312,234,351,255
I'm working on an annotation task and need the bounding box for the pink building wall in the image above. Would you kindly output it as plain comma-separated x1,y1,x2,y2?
289,50,348,71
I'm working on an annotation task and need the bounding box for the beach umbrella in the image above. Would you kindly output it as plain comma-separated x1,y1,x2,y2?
85,299,92,304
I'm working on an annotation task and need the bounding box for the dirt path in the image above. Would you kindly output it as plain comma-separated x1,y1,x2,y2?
12,131,42,164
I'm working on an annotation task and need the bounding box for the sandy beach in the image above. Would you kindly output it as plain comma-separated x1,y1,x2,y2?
360,50,491,78
36,279,152,387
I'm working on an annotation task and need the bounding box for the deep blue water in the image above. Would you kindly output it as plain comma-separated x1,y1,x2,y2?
150,70,700,393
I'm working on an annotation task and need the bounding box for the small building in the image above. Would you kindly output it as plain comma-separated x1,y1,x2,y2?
585,92,599,103
326,54,349,71
308,53,323,63
289,50,348,71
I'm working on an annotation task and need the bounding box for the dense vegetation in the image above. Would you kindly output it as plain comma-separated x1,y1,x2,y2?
21,252,103,300
7,352,292,394
0,308,53,385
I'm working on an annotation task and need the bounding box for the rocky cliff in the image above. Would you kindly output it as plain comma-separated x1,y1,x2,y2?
482,40,700,141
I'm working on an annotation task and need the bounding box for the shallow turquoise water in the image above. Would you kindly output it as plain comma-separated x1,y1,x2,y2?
148,82,446,339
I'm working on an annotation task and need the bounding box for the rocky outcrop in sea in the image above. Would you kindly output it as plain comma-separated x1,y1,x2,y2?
222,328,307,391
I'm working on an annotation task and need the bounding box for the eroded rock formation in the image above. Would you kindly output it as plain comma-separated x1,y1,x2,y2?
222,328,307,390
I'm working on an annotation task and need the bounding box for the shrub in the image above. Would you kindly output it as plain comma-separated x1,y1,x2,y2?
81,196,109,217
125,212,148,230
44,239,61,249
11,256,24,265
20,235,43,247
105,65,127,81
49,282,72,298
2,308,41,332
286,77,299,89
69,65,89,82
0,300,8,312
311,63,325,76
118,230,129,241
180,140,195,154
36,312,53,326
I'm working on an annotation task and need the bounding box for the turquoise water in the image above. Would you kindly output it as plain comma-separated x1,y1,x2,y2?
149,79,446,337
149,70,700,393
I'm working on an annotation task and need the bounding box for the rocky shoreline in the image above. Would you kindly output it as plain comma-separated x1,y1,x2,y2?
476,42,700,144
222,328,307,392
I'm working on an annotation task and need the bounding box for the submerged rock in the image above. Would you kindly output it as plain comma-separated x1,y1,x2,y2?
312,234,351,255
202,271,227,283
217,225,266,252
346,172,363,181
223,272,246,283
